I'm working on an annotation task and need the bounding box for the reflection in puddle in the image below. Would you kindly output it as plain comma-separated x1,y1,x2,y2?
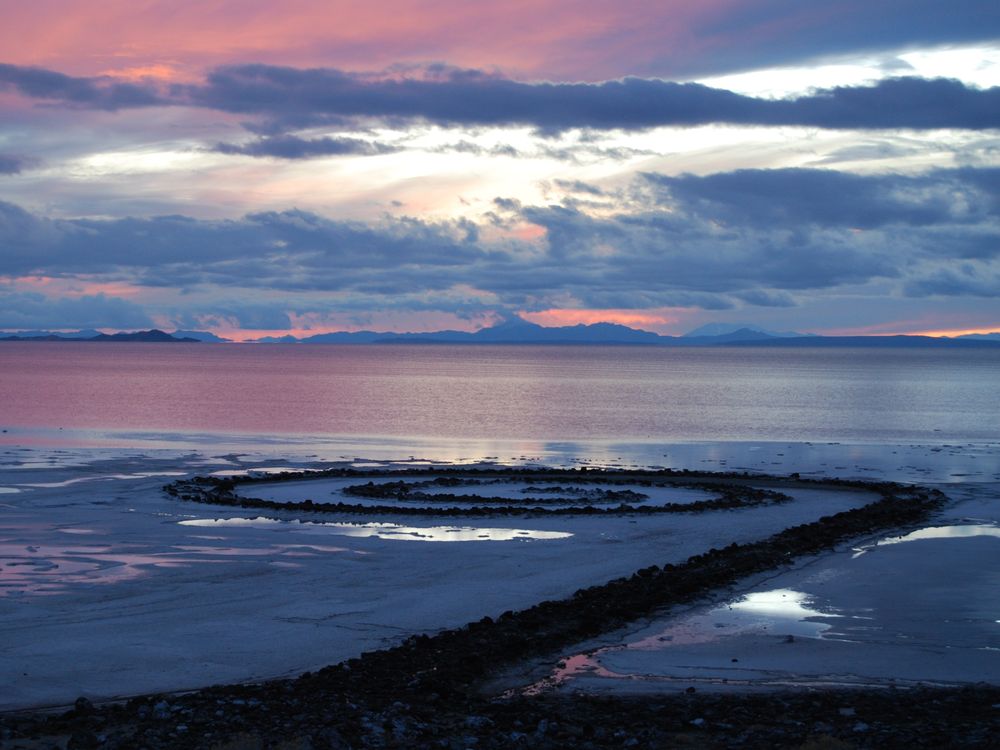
0,543,224,595
180,516,573,542
210,467,318,478
535,524,1000,694
852,523,1000,558
532,589,837,693
13,471,187,489
623,589,837,651
0,538,358,596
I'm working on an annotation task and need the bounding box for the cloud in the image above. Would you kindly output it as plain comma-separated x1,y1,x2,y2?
433,140,522,158
553,179,606,196
188,66,1000,132
734,289,797,307
1,166,997,326
670,1,1000,78
2,3,996,83
213,134,398,159
809,141,920,166
4,62,999,132
0,291,153,329
0,63,165,110
642,167,1000,231
0,153,29,174
904,263,1000,297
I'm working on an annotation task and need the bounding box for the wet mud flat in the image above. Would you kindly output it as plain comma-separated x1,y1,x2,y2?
5,470,995,747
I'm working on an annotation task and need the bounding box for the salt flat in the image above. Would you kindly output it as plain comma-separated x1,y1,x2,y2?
521,481,1000,695
0,441,997,711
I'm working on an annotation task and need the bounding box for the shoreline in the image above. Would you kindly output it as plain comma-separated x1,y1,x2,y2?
2,443,997,747
7,469,989,747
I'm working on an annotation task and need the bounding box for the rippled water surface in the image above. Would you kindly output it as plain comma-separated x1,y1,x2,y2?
2,342,999,444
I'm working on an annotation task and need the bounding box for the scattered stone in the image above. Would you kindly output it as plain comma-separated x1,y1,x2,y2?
2,470,967,749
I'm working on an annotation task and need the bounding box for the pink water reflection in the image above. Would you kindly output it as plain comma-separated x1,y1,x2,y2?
0,537,355,596
4,342,999,443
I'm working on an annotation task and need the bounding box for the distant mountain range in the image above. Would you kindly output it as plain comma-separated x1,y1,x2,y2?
681,322,810,339
2,321,999,347
0,329,201,343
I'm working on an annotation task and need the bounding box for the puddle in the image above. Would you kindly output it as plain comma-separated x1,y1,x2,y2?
628,589,838,647
14,471,188,489
530,523,1000,695
179,516,573,542
209,467,315,477
529,589,838,693
0,543,226,595
852,523,1000,558
0,539,358,596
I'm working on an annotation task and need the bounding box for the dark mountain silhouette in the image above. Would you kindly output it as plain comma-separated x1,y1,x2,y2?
374,319,665,345
170,329,231,343
0,329,102,339
680,327,780,344
91,329,199,342
5,321,999,347
682,323,808,338
234,318,1000,347
726,334,1000,348
298,331,394,343
1,329,199,342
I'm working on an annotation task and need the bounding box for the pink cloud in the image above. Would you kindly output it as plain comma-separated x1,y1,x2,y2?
3,275,146,300
0,1,729,81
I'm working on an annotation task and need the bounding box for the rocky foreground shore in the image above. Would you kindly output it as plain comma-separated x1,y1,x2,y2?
4,683,998,749
3,472,996,748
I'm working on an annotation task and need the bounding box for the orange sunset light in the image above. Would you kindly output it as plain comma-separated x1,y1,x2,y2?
519,308,683,332
907,326,1000,338
823,320,1000,337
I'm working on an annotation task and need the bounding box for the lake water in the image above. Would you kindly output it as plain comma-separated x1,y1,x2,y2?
2,342,998,446
2,342,998,708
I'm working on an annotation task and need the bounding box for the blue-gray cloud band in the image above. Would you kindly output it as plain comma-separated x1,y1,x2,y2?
213,134,399,159
2,62,998,131
0,153,28,174
2,166,997,331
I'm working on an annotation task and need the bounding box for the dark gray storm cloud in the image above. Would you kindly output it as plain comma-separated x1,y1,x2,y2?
3,165,998,329
3,62,999,133
213,134,398,159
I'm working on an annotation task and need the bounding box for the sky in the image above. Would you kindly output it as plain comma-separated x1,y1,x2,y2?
0,1,998,340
